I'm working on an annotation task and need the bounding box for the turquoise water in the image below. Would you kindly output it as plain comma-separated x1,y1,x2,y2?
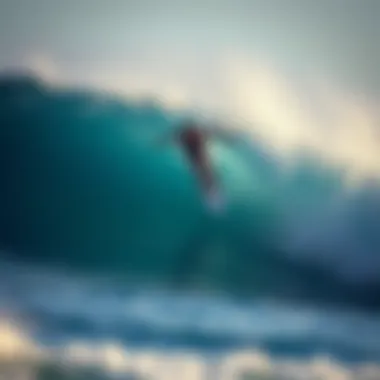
1,74,380,379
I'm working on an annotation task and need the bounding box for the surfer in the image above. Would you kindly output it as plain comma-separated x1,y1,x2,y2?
157,120,238,213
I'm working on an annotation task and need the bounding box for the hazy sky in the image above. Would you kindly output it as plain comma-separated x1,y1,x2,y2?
1,0,380,180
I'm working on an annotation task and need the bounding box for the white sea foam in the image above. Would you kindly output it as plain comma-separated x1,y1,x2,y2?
1,318,380,380
1,256,380,379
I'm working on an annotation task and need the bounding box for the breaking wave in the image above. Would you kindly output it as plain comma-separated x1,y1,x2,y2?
1,73,380,310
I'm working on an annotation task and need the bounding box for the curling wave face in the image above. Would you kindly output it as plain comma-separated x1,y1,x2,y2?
1,74,380,310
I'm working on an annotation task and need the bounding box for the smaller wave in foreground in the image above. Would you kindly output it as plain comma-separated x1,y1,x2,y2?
1,318,380,380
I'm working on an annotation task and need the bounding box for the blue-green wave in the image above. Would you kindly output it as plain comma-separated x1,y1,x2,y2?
1,73,380,310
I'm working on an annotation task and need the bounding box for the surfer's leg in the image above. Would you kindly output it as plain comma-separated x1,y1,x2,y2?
203,185,225,213
195,159,226,213
186,148,226,213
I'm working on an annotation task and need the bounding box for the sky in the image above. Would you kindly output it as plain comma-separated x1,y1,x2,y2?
1,0,380,182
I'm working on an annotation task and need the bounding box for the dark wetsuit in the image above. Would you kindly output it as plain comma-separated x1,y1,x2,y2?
179,127,215,191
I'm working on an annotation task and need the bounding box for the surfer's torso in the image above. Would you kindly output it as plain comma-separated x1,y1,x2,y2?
179,126,216,191
180,127,205,160
162,121,225,213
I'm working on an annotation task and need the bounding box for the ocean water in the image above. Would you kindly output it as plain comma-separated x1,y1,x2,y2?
1,74,380,379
